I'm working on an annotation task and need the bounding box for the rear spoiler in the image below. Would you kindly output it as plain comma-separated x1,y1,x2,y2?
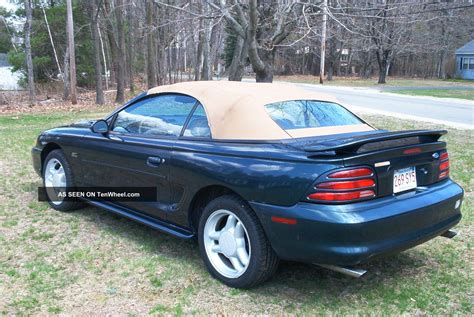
303,130,447,154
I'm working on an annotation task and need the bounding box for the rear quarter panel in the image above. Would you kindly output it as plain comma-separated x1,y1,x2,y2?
168,139,343,226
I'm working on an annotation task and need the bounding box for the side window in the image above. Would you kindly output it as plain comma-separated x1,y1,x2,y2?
112,94,196,137
183,104,211,138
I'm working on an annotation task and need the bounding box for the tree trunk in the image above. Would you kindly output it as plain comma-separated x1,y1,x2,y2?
168,46,172,84
319,0,328,84
311,52,319,76
209,23,221,78
126,3,134,92
146,0,157,88
254,50,274,83
255,66,273,82
376,50,390,84
228,35,247,81
437,51,447,79
359,50,372,79
201,3,211,80
247,0,274,83
103,0,117,85
201,30,210,80
194,32,203,81
62,47,70,100
24,0,36,105
115,0,125,103
155,3,164,85
97,25,108,89
66,0,77,104
327,61,333,81
89,0,104,105
42,4,62,78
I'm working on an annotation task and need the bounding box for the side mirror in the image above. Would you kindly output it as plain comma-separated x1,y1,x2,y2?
91,120,109,134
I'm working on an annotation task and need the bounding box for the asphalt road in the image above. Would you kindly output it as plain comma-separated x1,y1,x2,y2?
294,83,474,129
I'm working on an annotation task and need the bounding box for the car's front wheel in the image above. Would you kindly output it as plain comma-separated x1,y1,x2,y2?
43,149,84,211
198,195,279,288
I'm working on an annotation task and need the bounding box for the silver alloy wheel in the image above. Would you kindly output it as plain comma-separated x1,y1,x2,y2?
44,158,67,206
203,209,251,279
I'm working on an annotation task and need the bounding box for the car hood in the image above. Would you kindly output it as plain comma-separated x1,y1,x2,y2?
68,119,96,128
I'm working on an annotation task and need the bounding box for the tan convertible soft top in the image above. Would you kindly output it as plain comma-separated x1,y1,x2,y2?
148,81,373,140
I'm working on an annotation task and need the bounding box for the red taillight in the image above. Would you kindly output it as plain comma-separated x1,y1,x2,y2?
438,151,449,180
403,147,422,155
308,167,376,203
439,161,450,171
316,179,375,190
438,170,449,179
328,168,373,179
308,190,375,202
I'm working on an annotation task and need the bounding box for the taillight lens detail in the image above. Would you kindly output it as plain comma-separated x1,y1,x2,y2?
316,179,375,190
439,161,449,171
438,169,449,179
438,151,450,180
308,190,375,201
307,167,376,203
328,168,373,179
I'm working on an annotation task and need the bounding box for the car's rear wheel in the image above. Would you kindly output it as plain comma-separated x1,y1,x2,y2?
43,150,84,211
198,195,279,288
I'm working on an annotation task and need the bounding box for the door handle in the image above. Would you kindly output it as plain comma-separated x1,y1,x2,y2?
147,156,164,167
109,135,123,142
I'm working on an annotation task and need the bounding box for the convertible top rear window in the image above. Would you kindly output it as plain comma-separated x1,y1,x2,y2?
265,100,363,130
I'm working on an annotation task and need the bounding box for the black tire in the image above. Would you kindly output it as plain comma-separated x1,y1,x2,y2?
42,149,85,212
198,194,279,288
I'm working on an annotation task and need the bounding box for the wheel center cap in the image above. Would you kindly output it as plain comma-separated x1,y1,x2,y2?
219,232,237,257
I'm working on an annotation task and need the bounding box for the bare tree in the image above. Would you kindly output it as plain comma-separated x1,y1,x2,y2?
66,0,77,103
62,47,70,100
206,0,299,82
115,0,126,103
201,2,211,80
126,2,135,92
146,0,157,88
24,0,36,105
103,0,117,84
18,0,474,106
89,0,104,104
319,0,328,83
246,0,297,82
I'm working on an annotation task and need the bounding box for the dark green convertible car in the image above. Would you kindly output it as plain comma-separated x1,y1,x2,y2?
32,81,463,288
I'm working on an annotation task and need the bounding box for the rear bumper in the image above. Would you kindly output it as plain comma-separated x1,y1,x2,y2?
250,179,463,265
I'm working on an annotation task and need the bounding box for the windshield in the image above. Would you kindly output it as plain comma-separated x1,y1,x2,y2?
265,100,363,130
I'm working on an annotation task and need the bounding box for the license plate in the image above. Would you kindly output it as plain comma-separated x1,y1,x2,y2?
393,166,417,193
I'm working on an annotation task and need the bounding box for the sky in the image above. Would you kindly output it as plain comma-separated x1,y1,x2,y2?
0,0,17,12
0,0,23,30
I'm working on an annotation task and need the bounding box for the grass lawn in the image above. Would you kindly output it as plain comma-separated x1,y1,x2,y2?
394,89,474,101
0,110,472,315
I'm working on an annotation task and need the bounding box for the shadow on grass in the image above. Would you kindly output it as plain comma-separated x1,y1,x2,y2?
69,204,429,299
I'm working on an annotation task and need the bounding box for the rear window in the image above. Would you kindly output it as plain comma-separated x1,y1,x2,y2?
265,100,363,130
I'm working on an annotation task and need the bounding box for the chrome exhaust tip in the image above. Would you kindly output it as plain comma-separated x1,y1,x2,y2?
316,264,367,278
441,229,458,239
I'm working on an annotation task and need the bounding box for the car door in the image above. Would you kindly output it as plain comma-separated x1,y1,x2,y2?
167,103,213,226
79,94,198,220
